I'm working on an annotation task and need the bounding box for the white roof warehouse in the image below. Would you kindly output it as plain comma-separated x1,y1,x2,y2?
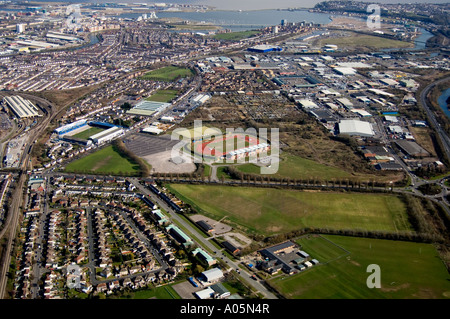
338,119,374,137
3,95,41,118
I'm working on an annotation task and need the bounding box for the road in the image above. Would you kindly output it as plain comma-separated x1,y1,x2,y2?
419,76,450,161
129,178,278,299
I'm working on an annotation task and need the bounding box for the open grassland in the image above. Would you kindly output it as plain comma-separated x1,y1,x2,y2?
317,32,413,49
141,66,194,82
71,126,105,140
213,30,259,41
146,89,179,103
269,235,450,299
236,153,353,181
167,184,412,236
64,145,140,175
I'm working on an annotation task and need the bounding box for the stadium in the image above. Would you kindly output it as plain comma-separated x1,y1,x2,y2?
54,120,124,145
188,131,271,163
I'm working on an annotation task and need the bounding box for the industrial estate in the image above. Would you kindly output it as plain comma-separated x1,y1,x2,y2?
0,0,449,304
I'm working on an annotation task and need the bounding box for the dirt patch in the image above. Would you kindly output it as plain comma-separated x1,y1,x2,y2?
380,282,410,293
91,155,112,171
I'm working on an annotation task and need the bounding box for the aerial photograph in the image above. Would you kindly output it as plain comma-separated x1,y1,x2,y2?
0,0,448,312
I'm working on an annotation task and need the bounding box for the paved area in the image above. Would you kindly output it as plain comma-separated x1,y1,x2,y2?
142,150,196,174
123,133,179,157
172,281,201,299
190,214,232,235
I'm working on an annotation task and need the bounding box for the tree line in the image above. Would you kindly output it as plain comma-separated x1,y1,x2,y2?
112,139,150,177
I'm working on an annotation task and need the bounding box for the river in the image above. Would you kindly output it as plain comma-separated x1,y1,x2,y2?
438,88,450,119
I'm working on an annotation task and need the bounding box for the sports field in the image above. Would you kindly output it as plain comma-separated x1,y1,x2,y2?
193,133,263,157
64,145,140,175
269,235,450,299
71,126,105,140
146,89,179,103
141,66,194,82
236,153,353,181
166,184,412,235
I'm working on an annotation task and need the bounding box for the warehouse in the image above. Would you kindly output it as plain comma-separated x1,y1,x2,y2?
336,97,354,110
222,241,240,255
297,99,318,109
199,267,224,283
395,140,430,158
333,67,357,76
3,95,40,118
338,120,374,137
141,126,164,135
196,220,214,233
248,45,283,53
127,100,171,117
195,287,215,299
89,126,124,144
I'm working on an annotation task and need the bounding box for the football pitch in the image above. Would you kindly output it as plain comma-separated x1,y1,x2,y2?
141,66,194,82
64,145,140,175
166,184,412,235
269,235,450,299
70,126,105,140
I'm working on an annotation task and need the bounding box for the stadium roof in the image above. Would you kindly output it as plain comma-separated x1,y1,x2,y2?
339,120,374,137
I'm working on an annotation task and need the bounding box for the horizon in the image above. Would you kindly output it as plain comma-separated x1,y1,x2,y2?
18,0,450,10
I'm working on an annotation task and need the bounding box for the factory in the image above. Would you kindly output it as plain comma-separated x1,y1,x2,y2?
248,45,283,53
2,95,41,119
89,126,124,145
126,100,172,117
338,119,375,137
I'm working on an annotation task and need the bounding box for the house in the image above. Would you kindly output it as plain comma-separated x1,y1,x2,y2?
97,283,107,292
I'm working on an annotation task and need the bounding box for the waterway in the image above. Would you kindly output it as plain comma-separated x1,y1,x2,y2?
438,88,450,119
117,9,333,31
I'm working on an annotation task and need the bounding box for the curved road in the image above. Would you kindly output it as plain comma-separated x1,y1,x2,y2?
419,76,450,160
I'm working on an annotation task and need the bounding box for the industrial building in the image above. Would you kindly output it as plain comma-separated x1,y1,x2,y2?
3,95,40,119
248,45,283,53
259,241,299,275
222,241,240,255
196,220,214,233
126,100,172,117
199,267,224,283
141,126,164,135
338,120,374,137
89,126,124,144
395,140,430,158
